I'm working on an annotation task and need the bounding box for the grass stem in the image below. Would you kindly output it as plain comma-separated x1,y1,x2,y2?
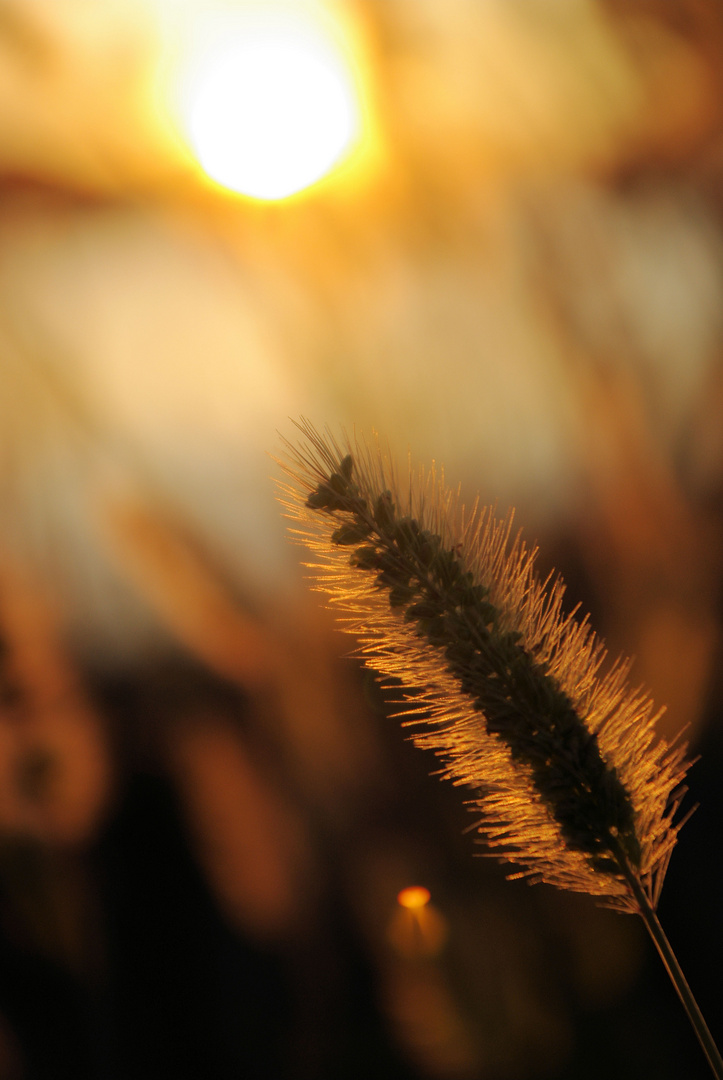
619,856,723,1079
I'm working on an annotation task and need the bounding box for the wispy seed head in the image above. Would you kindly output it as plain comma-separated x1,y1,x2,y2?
276,420,690,912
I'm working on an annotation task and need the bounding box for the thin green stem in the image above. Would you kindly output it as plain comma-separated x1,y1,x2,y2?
618,856,723,1080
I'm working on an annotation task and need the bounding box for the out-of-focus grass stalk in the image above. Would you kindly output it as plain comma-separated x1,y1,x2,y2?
275,419,722,1078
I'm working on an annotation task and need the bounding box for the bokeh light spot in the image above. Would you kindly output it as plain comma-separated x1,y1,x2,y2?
397,885,431,910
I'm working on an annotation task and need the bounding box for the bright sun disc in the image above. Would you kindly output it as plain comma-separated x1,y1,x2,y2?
184,11,361,200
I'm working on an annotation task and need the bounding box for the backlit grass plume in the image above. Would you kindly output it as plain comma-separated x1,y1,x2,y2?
277,420,685,907
276,420,722,1077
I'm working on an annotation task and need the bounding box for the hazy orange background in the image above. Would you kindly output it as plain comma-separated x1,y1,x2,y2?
0,3,722,1078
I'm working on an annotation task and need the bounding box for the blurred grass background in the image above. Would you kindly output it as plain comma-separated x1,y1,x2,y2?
0,1,722,1077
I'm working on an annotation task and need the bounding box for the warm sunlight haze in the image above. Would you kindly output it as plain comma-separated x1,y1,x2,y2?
178,5,362,200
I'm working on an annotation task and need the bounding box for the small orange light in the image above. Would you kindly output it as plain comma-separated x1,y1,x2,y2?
397,885,431,910
389,886,447,957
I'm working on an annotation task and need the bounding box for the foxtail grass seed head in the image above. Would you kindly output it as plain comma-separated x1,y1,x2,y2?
276,421,690,912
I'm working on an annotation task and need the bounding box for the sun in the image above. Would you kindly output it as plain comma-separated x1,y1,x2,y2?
178,6,362,201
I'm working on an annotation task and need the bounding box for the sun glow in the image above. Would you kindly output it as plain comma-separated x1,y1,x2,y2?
176,4,363,200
